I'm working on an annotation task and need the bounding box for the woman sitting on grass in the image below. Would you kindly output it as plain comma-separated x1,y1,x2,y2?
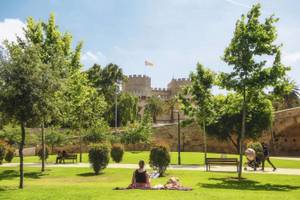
129,160,151,189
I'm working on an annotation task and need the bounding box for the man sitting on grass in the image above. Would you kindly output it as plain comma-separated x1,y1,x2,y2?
129,160,151,189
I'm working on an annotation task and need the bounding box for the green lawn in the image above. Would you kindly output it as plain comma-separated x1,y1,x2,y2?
0,167,300,200
6,151,300,169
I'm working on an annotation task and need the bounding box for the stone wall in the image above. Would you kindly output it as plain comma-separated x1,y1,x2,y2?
152,123,238,153
151,88,170,100
150,107,300,156
271,107,300,155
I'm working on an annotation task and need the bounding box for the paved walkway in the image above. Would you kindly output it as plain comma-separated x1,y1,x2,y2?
2,162,300,176
271,156,300,161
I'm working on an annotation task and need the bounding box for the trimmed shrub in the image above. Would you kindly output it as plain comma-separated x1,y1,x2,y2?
88,144,110,175
37,146,50,161
149,144,170,176
4,146,15,163
0,141,6,164
247,142,264,161
110,144,124,163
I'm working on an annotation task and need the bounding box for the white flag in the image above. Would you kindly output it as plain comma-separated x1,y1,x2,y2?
145,60,154,67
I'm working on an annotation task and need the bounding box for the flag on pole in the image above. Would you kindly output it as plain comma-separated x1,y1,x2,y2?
145,60,154,67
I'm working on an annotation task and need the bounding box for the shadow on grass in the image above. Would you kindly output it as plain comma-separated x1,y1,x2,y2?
199,177,300,191
0,170,45,180
77,172,104,177
130,151,143,154
0,186,18,192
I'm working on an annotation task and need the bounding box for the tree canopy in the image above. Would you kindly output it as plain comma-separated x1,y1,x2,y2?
220,3,290,179
206,93,273,153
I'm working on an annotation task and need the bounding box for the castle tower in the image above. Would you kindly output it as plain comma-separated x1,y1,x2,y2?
167,78,190,97
122,75,151,98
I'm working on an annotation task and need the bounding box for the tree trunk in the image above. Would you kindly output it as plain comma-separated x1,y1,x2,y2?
153,114,156,124
203,120,207,165
41,119,45,172
79,132,82,163
238,86,246,180
170,106,174,123
229,135,239,154
19,122,26,189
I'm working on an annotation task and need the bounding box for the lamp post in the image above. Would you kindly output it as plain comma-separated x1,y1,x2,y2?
174,110,181,165
115,81,121,131
115,84,118,130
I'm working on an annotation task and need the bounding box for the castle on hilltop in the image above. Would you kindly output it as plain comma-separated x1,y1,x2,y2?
122,75,190,100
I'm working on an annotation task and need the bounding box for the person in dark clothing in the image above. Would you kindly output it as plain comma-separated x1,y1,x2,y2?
129,160,151,189
56,151,63,164
261,142,276,171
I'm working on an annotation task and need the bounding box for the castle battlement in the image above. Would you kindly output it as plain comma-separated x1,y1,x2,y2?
123,74,190,99
171,78,189,82
152,88,167,92
128,74,150,79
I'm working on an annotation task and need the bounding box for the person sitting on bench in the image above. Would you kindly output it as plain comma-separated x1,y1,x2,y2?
129,160,151,189
56,151,63,164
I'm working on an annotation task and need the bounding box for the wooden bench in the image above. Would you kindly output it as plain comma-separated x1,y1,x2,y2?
62,154,78,163
205,158,239,172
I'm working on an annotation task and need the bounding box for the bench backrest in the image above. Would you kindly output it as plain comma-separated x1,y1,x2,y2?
206,158,238,163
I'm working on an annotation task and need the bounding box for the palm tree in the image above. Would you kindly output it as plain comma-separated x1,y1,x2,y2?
164,97,178,123
273,80,300,110
144,96,164,123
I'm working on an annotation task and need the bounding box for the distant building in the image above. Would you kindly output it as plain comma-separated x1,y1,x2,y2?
122,74,190,100
122,75,190,123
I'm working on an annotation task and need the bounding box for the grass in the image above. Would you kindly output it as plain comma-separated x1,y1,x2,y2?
6,151,300,169
0,167,300,200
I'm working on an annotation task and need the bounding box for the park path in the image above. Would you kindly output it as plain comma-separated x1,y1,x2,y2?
1,162,300,176
272,156,300,161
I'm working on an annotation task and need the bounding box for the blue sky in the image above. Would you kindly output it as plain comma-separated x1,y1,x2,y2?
0,0,299,89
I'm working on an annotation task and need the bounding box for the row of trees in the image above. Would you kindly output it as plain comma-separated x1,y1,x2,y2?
180,4,298,179
0,14,151,188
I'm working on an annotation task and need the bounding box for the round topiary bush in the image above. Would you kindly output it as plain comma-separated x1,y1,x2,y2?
0,142,6,164
247,142,264,161
4,147,15,163
110,144,124,163
149,144,170,176
88,144,110,175
37,146,50,161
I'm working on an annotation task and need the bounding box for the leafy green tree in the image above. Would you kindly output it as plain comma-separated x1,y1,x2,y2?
23,14,83,172
83,126,109,144
0,124,21,146
145,96,164,123
45,128,66,152
121,112,152,150
0,42,44,188
220,4,290,179
116,93,139,126
206,93,273,153
56,70,107,162
179,63,214,161
86,63,126,126
271,79,300,110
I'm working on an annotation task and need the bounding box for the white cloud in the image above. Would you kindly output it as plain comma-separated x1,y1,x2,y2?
282,51,300,65
0,18,25,43
81,51,108,68
224,0,250,9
